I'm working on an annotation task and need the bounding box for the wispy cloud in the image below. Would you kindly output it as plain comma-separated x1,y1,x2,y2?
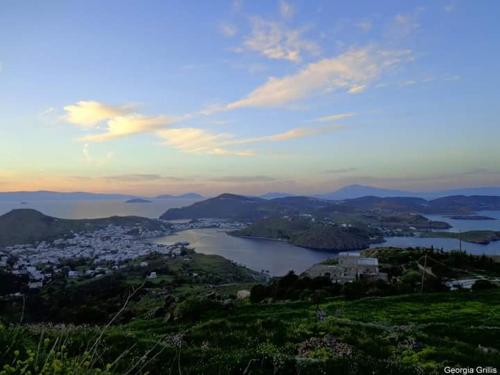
347,84,367,94
102,174,185,182
103,174,162,181
156,128,255,157
210,175,276,183
157,123,344,156
219,23,237,37
63,100,177,142
324,167,357,174
241,17,318,62
217,46,412,111
444,3,456,12
64,101,132,128
80,114,172,142
279,0,295,20
313,113,355,122
82,143,114,166
356,19,373,32
390,11,421,39
228,123,344,145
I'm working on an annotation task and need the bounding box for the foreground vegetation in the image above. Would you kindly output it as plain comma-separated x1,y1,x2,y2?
2,290,499,374
1,248,499,374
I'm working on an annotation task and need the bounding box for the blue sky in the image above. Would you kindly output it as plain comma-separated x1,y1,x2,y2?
0,0,499,195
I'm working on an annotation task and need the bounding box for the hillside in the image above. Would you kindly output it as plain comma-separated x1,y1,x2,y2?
0,209,170,246
232,217,379,251
316,184,414,200
160,193,500,222
155,192,204,199
316,184,500,200
161,193,272,220
1,246,499,374
160,193,344,221
427,195,500,214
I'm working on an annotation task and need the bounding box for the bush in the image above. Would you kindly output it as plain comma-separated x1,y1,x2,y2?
174,296,222,321
472,279,497,290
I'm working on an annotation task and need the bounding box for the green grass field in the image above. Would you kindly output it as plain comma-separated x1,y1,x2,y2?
2,289,499,374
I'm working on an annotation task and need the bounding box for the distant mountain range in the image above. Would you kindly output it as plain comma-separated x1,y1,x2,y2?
259,192,295,199
155,193,204,200
160,193,500,221
260,185,500,200
0,191,204,201
1,185,499,203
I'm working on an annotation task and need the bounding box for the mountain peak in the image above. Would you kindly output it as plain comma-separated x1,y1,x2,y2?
2,209,48,219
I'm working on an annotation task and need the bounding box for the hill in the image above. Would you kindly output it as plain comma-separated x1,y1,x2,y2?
427,195,500,214
317,184,500,200
160,193,500,221
260,192,295,199
0,209,169,246
161,193,270,220
160,194,339,221
155,192,204,199
316,185,414,200
334,195,500,214
125,198,152,203
232,217,379,251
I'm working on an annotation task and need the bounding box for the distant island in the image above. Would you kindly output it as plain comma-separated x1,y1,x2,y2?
231,217,383,251
422,230,500,245
156,193,204,199
448,215,497,221
125,198,152,204
160,193,500,221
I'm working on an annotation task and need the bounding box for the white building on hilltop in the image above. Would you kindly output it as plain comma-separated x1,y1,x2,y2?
304,252,386,284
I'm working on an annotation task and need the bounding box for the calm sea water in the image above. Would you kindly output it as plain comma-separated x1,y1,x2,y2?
424,211,500,232
370,237,499,255
370,210,500,255
155,228,338,276
0,199,199,219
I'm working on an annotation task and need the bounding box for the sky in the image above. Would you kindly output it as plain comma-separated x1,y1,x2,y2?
1,0,499,196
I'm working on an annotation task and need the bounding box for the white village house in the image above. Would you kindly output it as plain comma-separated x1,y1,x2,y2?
304,252,387,284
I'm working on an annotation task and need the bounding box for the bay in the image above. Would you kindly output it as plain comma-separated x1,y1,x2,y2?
424,210,500,232
155,228,338,276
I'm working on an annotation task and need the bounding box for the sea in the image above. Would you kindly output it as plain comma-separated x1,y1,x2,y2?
0,199,199,219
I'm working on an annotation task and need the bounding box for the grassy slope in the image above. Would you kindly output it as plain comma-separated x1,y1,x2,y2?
3,290,499,374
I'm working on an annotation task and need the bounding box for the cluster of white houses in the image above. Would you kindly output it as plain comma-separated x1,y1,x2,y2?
0,224,188,289
0,218,248,291
304,252,388,284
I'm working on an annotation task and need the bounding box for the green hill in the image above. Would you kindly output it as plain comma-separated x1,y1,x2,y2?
0,209,170,246
160,193,500,222
161,193,274,220
232,217,380,251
